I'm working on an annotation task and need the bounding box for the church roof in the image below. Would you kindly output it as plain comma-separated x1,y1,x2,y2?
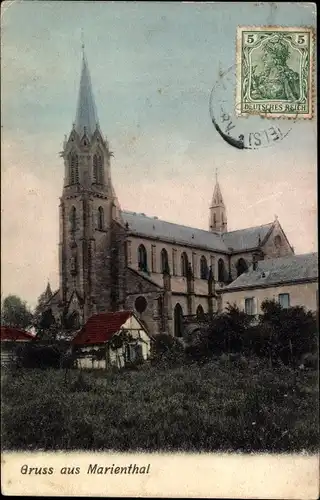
222,222,274,251
223,252,318,291
74,51,99,138
122,211,229,253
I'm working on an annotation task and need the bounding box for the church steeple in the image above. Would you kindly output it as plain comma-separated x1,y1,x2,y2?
74,47,99,138
59,45,126,326
209,170,227,233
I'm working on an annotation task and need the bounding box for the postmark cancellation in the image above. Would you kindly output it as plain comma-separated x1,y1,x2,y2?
236,26,315,119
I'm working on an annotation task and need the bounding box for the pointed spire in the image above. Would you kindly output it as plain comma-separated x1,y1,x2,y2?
211,170,225,208
74,44,99,138
209,170,227,233
44,281,52,300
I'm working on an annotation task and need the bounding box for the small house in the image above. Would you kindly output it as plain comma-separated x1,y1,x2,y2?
1,326,35,366
71,311,153,369
219,253,318,316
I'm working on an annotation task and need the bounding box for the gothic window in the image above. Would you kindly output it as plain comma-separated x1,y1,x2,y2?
236,258,248,277
161,248,169,273
218,258,226,283
200,255,208,279
70,206,77,232
174,303,183,338
70,254,77,275
98,206,104,230
196,304,205,319
138,244,148,272
93,154,98,183
181,252,188,277
69,153,79,185
213,213,217,227
93,153,104,184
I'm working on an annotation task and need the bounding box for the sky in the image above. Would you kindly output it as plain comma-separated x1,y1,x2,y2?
1,1,317,309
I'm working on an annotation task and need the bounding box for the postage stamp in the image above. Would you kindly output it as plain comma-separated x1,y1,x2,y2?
236,26,315,119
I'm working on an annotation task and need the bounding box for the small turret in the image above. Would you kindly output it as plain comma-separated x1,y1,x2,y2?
209,170,227,233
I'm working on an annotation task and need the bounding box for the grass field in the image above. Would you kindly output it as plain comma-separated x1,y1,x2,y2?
1,357,318,452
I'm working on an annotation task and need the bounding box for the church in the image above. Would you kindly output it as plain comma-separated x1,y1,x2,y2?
42,50,295,338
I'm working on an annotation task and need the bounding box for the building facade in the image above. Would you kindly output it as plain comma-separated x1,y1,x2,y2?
220,253,318,315
43,50,297,337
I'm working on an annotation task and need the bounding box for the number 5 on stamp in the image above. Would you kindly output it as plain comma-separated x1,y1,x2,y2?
236,26,315,119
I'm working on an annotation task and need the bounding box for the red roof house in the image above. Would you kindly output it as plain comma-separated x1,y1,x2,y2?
1,326,35,366
1,326,35,342
72,310,133,345
71,311,152,369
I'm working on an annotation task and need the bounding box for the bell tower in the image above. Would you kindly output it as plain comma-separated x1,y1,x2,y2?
59,47,125,327
209,170,227,233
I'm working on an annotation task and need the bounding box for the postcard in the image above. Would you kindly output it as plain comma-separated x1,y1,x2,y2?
1,1,318,498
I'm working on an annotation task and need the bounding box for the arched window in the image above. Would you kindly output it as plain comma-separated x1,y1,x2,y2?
70,206,77,232
218,258,226,283
213,213,217,227
98,206,104,230
93,154,98,183
69,153,79,185
174,303,183,338
138,244,148,272
200,255,208,279
196,304,205,319
161,248,169,273
181,252,188,277
93,153,104,184
236,258,248,277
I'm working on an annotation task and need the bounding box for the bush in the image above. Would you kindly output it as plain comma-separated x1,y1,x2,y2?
184,300,318,366
151,333,185,367
259,300,318,365
13,341,74,370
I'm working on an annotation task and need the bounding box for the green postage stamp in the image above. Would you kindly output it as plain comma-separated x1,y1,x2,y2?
236,26,314,119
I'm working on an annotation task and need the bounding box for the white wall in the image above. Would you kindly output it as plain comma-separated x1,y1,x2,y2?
221,281,318,313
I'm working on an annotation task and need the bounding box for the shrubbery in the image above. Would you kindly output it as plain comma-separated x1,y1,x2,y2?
185,300,318,367
13,341,74,370
151,333,185,367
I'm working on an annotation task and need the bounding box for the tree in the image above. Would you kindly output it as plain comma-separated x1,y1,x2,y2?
206,304,252,355
1,295,33,329
259,299,318,365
